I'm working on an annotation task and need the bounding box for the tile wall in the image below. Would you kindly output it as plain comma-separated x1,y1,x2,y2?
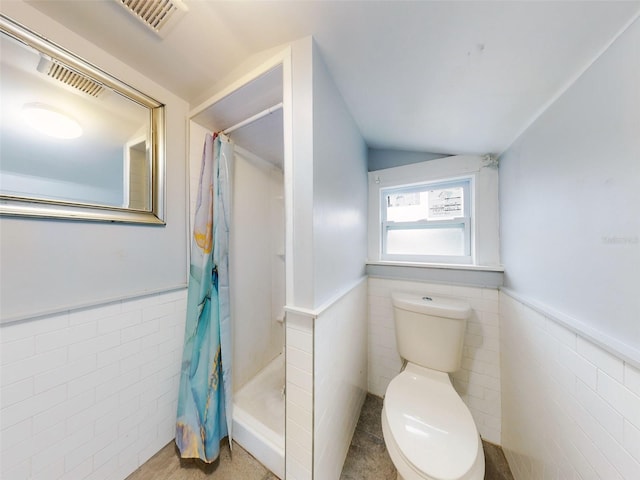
285,311,314,480
314,279,367,480
0,289,187,480
285,278,368,480
501,291,640,479
368,277,502,444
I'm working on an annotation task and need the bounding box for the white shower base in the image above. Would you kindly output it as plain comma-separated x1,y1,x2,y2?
233,353,285,479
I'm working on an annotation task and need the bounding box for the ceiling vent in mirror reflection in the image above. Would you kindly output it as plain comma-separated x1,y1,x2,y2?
116,0,188,38
21,103,83,139
37,56,106,98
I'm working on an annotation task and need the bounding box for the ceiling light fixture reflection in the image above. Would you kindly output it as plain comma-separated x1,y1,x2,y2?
22,103,83,139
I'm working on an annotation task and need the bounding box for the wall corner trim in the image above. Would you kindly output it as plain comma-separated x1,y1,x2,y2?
500,288,640,369
284,276,367,320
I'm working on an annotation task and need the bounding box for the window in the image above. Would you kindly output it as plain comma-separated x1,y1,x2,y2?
368,155,500,267
380,178,472,263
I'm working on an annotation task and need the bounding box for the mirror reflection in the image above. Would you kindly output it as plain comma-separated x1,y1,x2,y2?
0,15,165,223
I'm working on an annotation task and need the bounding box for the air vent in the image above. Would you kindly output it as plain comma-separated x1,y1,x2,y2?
116,0,188,38
37,56,105,98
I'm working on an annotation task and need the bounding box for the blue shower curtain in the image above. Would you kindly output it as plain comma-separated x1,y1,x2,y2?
176,133,233,462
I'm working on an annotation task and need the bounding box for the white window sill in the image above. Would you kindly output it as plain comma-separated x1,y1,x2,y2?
365,261,504,287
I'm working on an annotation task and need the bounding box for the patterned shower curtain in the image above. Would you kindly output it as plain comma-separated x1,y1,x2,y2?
176,133,233,462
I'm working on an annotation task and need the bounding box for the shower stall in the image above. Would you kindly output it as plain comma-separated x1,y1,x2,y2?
189,64,286,478
229,142,285,478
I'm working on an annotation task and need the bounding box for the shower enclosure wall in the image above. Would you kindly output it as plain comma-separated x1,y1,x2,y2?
188,63,286,478
230,145,285,478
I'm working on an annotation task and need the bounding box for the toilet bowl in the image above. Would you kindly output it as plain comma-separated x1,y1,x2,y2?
382,293,484,480
382,363,484,480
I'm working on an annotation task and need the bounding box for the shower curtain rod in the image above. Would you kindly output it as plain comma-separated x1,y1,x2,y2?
222,102,283,135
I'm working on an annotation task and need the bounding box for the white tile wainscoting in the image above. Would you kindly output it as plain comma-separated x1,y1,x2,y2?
314,279,368,480
285,278,368,480
284,311,314,479
500,291,640,480
0,289,187,480
367,277,502,444
5,277,638,480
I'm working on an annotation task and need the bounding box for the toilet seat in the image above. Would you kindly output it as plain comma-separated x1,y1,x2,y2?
382,363,483,480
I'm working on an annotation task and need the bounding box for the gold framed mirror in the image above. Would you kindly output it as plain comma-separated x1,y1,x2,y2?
0,14,166,224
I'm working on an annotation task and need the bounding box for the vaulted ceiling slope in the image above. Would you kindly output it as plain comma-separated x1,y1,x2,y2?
24,0,640,155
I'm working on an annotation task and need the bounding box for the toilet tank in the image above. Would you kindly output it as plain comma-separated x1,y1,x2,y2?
391,292,472,373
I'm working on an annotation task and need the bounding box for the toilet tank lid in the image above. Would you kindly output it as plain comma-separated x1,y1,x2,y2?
391,292,472,320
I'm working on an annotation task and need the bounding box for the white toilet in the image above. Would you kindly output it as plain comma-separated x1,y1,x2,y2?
382,292,485,480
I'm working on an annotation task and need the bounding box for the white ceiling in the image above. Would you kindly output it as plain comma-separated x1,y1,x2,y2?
24,0,640,156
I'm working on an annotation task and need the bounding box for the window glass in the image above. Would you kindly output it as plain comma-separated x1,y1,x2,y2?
381,178,471,261
427,186,463,220
386,227,465,256
386,191,426,222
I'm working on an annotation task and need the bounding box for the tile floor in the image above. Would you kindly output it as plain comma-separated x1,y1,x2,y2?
127,394,514,480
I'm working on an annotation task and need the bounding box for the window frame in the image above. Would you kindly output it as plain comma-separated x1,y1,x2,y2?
368,155,500,268
380,177,473,264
